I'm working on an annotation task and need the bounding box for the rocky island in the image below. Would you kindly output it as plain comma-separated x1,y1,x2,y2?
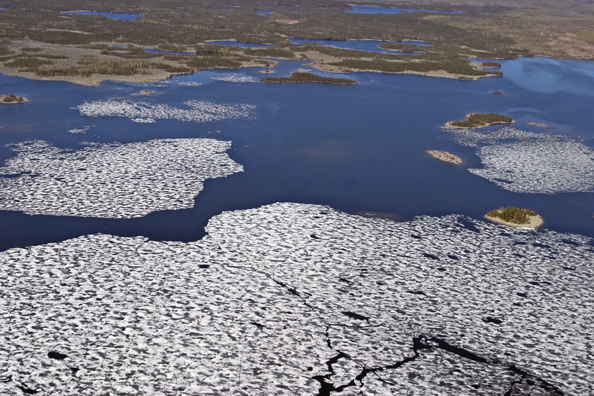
485,206,544,228
427,150,463,165
444,113,514,129
1,93,28,104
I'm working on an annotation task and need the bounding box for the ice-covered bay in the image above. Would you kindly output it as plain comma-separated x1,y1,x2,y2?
1,203,592,395
77,99,256,123
448,126,594,194
0,138,243,218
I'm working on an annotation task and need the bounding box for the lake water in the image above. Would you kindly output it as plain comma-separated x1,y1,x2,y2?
0,58,593,250
256,9,275,14
346,5,463,15
60,11,144,21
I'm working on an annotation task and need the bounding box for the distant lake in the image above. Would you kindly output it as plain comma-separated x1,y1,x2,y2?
0,7,9,10
0,58,593,251
61,11,144,21
346,5,463,15
256,9,274,14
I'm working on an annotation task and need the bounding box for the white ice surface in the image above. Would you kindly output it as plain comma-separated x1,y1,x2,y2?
210,73,259,83
77,100,256,123
1,203,593,395
448,126,594,194
0,138,242,218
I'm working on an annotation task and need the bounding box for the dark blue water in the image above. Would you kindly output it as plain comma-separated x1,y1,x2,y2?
60,11,144,21
0,58,593,250
0,7,9,10
346,5,463,15
288,38,424,54
207,41,274,48
256,10,275,14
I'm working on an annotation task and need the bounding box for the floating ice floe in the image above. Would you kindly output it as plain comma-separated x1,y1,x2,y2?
176,81,203,86
77,99,256,123
211,73,259,83
0,138,242,218
448,126,594,194
67,126,92,134
1,202,592,395
131,118,156,123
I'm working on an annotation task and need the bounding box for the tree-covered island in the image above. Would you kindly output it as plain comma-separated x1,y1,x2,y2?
445,113,514,129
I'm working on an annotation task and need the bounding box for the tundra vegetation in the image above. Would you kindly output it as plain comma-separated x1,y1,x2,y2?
0,0,592,83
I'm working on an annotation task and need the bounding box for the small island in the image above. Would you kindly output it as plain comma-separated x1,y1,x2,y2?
261,72,357,85
491,90,502,95
427,150,463,165
1,93,28,104
132,90,156,96
485,206,544,228
444,113,514,129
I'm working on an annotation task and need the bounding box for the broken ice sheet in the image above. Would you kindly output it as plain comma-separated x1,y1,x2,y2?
1,202,592,395
0,138,243,218
77,99,256,123
447,126,594,194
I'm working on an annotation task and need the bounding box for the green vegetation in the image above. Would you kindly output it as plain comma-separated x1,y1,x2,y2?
262,72,357,85
327,57,501,78
577,30,594,43
377,43,428,53
2,56,55,71
244,47,296,59
449,113,513,128
486,207,537,225
1,93,25,103
35,55,191,77
20,47,43,52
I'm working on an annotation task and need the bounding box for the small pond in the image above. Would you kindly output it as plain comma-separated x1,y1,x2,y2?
61,11,144,21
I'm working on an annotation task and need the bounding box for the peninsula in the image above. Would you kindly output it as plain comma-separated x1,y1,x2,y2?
485,207,544,228
261,72,357,85
444,113,514,129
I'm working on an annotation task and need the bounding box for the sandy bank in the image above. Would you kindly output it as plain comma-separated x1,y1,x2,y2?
427,150,463,165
